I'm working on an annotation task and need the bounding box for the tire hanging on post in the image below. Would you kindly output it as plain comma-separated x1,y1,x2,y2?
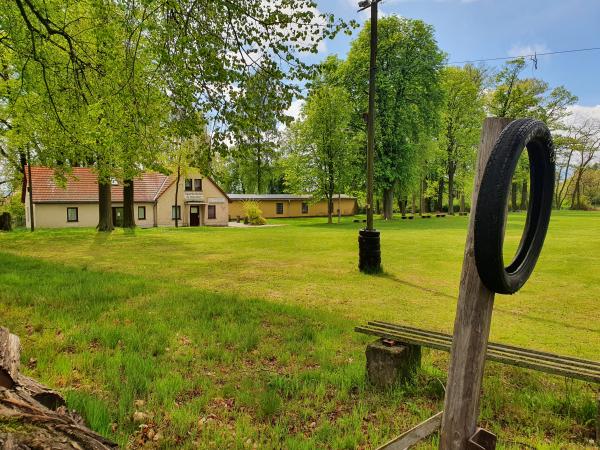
474,118,555,294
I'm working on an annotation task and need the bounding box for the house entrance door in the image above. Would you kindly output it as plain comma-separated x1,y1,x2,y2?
190,206,200,226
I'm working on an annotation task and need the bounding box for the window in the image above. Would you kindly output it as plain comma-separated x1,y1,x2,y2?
208,205,216,219
67,207,78,222
184,179,193,191
276,202,284,215
302,202,309,214
138,206,146,220
171,205,181,220
194,178,202,191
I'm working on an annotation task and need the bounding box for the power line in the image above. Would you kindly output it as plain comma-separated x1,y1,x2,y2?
447,46,600,65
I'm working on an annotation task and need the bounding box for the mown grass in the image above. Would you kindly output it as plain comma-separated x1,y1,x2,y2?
0,210,598,448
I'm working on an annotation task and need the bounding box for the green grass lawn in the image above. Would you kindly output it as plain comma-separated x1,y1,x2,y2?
0,211,598,448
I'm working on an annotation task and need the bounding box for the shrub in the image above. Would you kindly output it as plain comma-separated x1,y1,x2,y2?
242,201,267,225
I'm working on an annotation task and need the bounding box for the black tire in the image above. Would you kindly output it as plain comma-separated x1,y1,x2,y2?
474,118,555,294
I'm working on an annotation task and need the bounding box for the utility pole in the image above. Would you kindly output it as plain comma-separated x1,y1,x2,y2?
358,0,382,273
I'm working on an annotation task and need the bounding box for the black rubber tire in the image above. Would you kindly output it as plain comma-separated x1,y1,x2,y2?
474,118,555,294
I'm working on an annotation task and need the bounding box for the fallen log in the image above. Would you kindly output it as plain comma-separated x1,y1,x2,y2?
0,327,117,449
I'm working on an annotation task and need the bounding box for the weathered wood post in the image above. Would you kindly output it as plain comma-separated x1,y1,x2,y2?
439,117,512,450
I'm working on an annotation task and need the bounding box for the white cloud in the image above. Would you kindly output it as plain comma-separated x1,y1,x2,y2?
286,99,305,121
564,105,600,125
507,43,550,58
277,98,306,131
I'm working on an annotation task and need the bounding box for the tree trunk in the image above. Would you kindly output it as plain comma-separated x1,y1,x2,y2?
122,179,135,228
27,156,34,231
412,193,416,215
437,179,444,212
327,196,333,224
97,181,113,232
520,179,528,210
460,193,465,214
174,164,181,227
338,193,341,224
256,144,262,194
382,184,394,220
511,181,518,211
419,179,424,216
448,170,455,215
570,183,581,210
375,198,381,215
398,196,406,215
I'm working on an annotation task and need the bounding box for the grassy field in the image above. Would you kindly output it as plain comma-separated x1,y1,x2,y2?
0,211,598,448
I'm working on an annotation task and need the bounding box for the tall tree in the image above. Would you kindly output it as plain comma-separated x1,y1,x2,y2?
283,84,359,224
438,66,485,214
488,58,577,210
342,16,444,219
2,0,351,231
233,72,286,194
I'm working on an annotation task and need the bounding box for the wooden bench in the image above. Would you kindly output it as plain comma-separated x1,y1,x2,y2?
356,321,600,384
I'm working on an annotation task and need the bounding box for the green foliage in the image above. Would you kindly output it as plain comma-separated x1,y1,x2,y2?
283,82,362,222
487,58,577,129
435,66,486,211
0,192,25,225
242,201,267,225
0,0,355,205
341,16,445,196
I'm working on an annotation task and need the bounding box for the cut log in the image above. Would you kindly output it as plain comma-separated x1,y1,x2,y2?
0,327,20,389
17,373,65,410
0,327,117,448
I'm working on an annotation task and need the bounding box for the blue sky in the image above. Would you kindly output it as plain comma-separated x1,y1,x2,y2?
306,0,600,119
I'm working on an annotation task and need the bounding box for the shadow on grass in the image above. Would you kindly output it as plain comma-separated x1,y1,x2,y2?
376,272,454,300
0,251,596,448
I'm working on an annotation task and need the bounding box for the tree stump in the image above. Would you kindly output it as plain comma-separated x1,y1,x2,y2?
0,327,117,449
366,339,421,388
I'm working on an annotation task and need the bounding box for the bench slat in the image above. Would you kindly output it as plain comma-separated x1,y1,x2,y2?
369,321,600,371
356,324,600,384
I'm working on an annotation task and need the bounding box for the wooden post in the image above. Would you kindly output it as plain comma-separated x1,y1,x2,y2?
440,117,512,450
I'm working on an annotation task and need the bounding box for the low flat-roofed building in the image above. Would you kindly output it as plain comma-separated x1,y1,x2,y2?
228,194,358,219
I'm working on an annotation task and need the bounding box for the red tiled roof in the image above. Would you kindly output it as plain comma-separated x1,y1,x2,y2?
25,166,172,203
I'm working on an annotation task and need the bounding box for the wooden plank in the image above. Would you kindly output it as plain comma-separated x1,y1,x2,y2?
377,411,443,450
356,326,600,383
440,117,511,450
368,322,600,370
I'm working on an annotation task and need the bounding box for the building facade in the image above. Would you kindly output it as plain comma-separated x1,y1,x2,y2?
228,194,358,219
25,167,229,229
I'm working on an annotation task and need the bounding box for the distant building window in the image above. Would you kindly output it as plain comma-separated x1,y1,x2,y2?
208,204,216,219
111,178,119,186
184,179,192,191
276,202,284,215
171,205,181,220
67,207,78,222
302,202,309,214
138,206,146,220
194,179,202,191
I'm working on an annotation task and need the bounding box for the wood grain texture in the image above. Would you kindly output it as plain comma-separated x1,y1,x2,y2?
377,411,443,450
0,327,116,448
0,327,20,389
439,117,512,450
